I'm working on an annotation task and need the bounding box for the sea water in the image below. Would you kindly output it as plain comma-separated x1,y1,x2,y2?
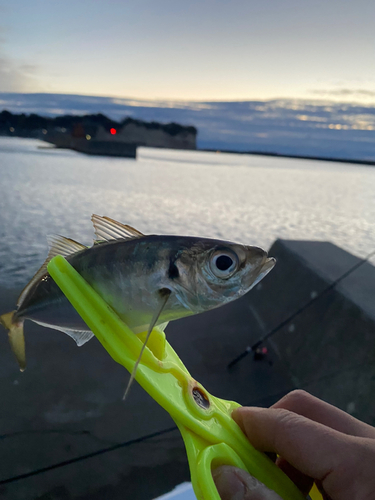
0,136,374,288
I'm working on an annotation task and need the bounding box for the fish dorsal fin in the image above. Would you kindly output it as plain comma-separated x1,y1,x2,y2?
46,235,87,259
17,236,87,308
91,214,145,243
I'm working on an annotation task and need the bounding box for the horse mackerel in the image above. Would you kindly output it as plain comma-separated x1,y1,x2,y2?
0,215,276,374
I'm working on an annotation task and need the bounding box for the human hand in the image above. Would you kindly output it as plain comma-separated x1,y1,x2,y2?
212,390,375,500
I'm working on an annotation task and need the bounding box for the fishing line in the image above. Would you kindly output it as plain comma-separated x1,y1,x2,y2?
6,361,370,487
227,247,375,369
0,387,294,486
0,426,178,485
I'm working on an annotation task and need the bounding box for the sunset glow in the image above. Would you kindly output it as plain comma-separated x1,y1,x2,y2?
1,0,374,103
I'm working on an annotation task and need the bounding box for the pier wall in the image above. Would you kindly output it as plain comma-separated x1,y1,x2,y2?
246,239,375,425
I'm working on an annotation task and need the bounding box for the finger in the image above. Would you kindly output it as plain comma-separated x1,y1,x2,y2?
212,465,283,500
275,457,313,497
232,406,350,481
271,390,375,439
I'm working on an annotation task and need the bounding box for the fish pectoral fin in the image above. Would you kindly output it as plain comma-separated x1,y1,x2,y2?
0,312,26,371
91,214,145,243
123,289,171,400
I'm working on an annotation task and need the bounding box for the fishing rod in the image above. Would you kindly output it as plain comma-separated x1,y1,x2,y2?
0,426,178,486
227,247,375,370
7,351,375,486
0,386,293,486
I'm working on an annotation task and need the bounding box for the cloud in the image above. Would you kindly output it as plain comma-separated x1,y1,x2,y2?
0,54,40,92
311,88,375,98
0,25,40,92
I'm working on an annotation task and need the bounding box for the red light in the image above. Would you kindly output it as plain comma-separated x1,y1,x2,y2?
110,128,117,135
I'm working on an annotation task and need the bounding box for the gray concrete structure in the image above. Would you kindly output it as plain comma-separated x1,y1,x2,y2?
0,239,373,499
248,240,375,426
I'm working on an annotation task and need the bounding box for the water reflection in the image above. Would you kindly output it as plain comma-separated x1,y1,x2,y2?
0,138,374,288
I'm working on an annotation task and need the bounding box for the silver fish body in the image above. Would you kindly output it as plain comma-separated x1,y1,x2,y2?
16,235,273,334
0,215,275,370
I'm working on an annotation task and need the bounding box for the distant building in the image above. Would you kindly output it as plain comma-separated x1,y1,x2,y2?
97,118,196,150
45,117,197,157
0,110,197,158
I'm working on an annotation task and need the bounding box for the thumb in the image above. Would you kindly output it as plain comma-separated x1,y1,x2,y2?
213,465,283,500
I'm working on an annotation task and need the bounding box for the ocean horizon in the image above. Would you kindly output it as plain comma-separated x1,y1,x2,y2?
1,92,375,162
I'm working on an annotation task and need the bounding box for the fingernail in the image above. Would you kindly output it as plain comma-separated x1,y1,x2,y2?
213,465,257,500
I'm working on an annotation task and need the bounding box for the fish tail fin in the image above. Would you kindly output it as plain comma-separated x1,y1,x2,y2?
0,312,26,371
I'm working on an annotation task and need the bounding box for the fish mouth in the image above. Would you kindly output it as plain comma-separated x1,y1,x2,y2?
247,256,276,290
260,256,276,276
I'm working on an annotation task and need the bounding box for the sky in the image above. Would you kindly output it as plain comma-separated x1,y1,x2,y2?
0,0,374,103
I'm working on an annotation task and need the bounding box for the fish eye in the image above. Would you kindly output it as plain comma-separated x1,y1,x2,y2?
216,255,233,271
210,251,238,279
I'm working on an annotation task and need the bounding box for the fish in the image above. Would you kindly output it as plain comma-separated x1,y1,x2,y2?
1,215,275,386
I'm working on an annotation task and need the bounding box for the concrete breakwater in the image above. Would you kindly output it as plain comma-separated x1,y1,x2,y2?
0,240,373,499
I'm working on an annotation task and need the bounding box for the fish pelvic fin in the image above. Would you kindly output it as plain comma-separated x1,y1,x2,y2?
123,289,171,401
0,312,26,371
